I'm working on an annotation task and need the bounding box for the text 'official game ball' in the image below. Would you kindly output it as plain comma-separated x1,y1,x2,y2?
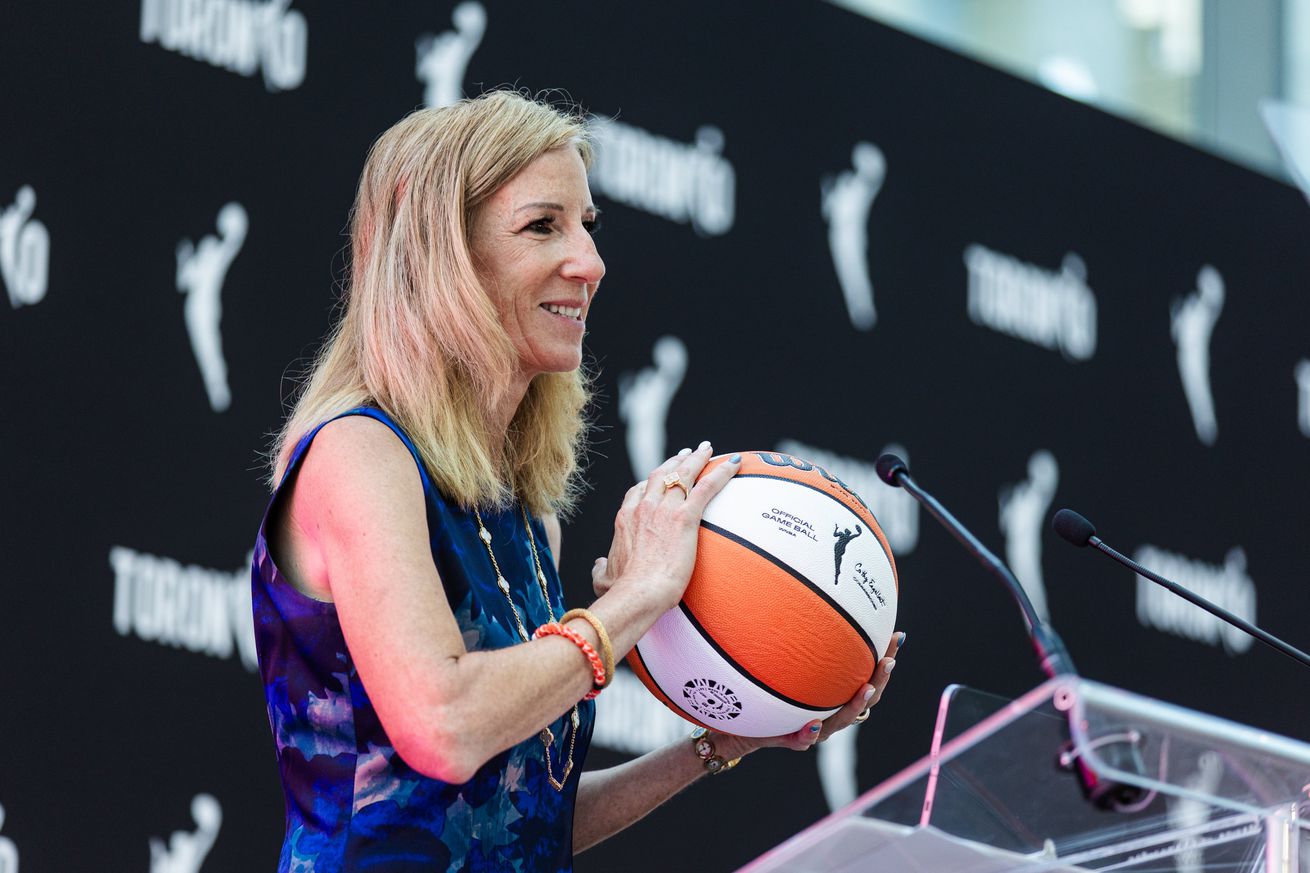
627,451,899,737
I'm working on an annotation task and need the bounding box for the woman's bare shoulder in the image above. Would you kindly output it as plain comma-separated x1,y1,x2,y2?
272,415,428,600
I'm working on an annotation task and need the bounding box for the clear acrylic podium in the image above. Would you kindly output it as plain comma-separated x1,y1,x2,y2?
739,678,1310,872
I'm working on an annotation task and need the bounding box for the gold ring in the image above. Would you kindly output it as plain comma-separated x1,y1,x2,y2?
662,472,689,498
852,708,871,724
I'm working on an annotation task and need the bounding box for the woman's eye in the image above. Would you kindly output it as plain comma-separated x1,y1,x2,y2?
525,216,555,234
583,216,601,236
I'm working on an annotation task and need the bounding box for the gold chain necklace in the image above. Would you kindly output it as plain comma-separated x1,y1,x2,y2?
474,504,580,792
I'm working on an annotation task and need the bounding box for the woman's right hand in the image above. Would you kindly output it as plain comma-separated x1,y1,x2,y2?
592,442,741,613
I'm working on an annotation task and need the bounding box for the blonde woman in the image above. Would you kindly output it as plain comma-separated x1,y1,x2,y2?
253,91,900,872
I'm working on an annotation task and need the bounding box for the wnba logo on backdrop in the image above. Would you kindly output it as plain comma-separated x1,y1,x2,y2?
0,803,16,873
999,451,1059,622
1166,752,1225,873
1135,544,1255,655
1,185,49,309
1172,265,1224,445
150,794,221,873
416,2,486,109
109,546,258,670
177,203,247,412
1294,359,1310,436
140,0,307,92
618,336,688,480
589,118,735,236
821,142,886,330
965,244,1097,361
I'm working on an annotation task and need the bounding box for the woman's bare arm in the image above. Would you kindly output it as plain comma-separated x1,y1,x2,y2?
284,417,734,782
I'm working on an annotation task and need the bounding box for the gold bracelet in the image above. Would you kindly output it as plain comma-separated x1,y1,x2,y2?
690,727,741,775
560,608,614,689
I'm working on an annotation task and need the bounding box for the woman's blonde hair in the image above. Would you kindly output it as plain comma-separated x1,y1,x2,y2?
269,91,593,516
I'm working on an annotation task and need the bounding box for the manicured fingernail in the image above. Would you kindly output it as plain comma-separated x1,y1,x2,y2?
863,687,876,701
809,723,821,733
897,631,907,651
884,659,896,674
729,454,742,463
698,440,711,450
677,447,692,456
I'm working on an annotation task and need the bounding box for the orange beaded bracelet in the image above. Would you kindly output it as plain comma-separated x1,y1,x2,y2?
534,621,607,700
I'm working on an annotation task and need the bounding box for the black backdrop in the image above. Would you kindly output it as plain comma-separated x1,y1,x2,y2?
3,2,1309,871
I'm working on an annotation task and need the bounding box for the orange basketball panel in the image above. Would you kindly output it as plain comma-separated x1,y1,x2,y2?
681,525,876,710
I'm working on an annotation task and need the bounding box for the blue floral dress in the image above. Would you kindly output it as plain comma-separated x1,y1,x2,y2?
252,407,594,872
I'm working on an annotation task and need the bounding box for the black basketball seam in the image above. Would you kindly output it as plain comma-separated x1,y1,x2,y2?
691,521,882,701
700,519,881,658
676,600,840,712
730,472,898,582
630,642,713,726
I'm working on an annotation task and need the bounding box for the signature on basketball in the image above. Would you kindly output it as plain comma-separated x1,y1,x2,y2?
853,563,886,610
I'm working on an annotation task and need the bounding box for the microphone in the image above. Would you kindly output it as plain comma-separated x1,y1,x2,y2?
878,456,1153,810
1052,509,1310,669
875,453,1075,678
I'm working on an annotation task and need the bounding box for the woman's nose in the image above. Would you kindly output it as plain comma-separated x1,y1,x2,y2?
562,230,606,285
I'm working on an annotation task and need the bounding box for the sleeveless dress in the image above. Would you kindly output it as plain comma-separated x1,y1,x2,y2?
251,407,595,872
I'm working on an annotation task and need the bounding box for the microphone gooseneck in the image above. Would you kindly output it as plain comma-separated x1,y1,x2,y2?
1051,508,1310,670
875,460,1149,811
874,453,1076,679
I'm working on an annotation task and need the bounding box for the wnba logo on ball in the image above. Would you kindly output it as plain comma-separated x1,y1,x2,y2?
682,678,742,720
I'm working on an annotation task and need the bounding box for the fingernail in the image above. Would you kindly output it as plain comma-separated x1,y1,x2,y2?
729,453,742,463
677,447,692,456
809,723,821,733
698,440,711,450
884,659,896,674
897,631,907,651
863,687,876,702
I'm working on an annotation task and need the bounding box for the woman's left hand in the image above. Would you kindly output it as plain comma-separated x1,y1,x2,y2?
743,630,903,753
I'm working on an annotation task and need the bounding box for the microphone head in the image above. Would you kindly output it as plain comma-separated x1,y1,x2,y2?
874,453,909,486
1052,508,1096,547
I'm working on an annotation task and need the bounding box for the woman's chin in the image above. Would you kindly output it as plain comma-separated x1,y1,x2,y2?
523,351,584,379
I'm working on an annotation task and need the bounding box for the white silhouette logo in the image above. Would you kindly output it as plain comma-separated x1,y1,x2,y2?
999,451,1059,622
589,119,735,236
150,794,221,873
177,203,246,412
1172,265,1224,446
0,803,17,873
1295,359,1310,436
965,244,1097,360
416,2,486,109
110,545,259,670
1135,544,1254,655
618,336,688,480
140,0,307,92
1165,751,1223,873
815,727,861,812
821,142,885,330
1,186,49,309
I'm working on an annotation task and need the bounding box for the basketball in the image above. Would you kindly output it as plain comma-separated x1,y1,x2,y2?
627,450,899,737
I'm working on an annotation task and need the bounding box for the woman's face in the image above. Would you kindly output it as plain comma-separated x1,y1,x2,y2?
470,146,605,381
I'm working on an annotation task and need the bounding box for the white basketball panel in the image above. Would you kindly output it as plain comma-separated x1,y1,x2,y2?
635,605,838,737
